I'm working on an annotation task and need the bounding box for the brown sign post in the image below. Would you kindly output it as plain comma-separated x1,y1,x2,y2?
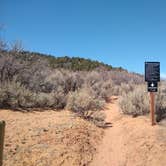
145,62,160,126
150,92,156,125
0,120,5,166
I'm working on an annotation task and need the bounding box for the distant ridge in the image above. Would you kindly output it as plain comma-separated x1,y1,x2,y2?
0,50,126,71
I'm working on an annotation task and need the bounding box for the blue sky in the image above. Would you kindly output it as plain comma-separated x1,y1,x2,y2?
0,0,166,75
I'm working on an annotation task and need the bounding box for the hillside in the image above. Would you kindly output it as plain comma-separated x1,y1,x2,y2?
0,49,143,111
0,50,125,71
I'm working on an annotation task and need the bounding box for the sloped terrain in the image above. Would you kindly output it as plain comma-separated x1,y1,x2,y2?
1,97,166,166
0,110,103,166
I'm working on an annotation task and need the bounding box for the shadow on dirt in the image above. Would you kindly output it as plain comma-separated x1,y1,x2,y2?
100,122,113,129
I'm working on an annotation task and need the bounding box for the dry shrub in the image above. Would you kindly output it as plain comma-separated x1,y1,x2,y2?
66,88,104,114
109,70,143,85
85,71,114,101
62,71,84,93
0,54,23,82
94,80,113,101
0,80,35,109
43,70,65,93
119,82,166,121
66,88,105,126
85,71,101,87
119,83,135,95
156,83,166,122
34,93,56,108
111,83,135,96
43,70,84,94
0,80,67,110
119,85,149,116
88,111,106,127
111,85,121,96
35,90,67,109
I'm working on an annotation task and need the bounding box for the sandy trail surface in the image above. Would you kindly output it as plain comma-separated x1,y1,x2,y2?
0,109,103,166
91,97,166,166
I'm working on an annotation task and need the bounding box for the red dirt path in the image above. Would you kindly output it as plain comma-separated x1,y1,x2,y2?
91,97,166,166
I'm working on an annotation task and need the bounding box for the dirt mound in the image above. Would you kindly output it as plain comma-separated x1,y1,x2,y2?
0,110,103,166
91,97,166,166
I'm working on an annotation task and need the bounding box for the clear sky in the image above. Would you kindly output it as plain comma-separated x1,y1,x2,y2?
0,0,166,75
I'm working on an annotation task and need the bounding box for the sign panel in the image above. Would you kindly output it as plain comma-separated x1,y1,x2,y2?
147,82,158,92
145,62,160,82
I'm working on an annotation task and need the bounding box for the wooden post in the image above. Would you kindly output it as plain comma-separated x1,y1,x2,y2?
150,92,156,126
0,121,5,166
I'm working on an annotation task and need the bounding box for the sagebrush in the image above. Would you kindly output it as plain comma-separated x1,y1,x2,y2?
119,83,166,121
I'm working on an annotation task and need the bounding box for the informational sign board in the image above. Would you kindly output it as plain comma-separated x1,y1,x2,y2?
145,62,160,82
145,62,160,125
147,82,158,92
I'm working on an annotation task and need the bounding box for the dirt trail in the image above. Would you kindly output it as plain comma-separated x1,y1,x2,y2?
91,97,166,166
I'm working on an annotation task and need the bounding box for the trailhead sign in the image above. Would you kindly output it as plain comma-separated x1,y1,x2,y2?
145,62,160,82
145,62,160,126
145,62,160,92
147,82,158,92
